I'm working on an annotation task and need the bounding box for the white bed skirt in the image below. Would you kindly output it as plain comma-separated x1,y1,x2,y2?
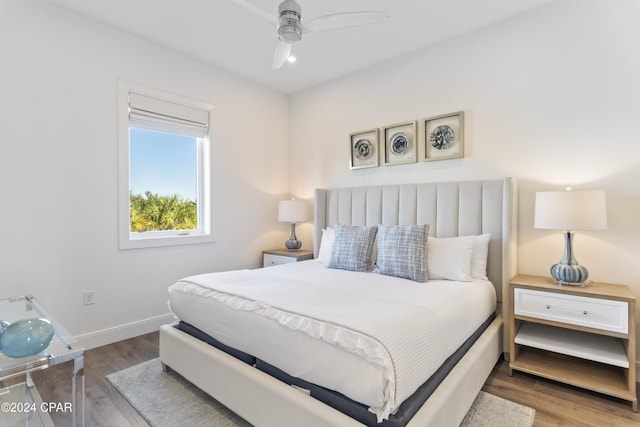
158,313,503,427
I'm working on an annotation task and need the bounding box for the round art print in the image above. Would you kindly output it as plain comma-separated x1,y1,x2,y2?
430,124,455,150
353,138,374,160
390,132,411,154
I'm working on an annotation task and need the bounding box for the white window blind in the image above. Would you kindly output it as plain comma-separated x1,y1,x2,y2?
119,80,215,250
129,92,209,137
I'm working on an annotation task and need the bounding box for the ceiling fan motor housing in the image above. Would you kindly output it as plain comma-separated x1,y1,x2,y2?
277,0,302,43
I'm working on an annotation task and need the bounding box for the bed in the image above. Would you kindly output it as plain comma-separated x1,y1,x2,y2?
160,178,517,427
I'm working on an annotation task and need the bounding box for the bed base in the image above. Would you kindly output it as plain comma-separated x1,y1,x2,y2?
159,314,502,427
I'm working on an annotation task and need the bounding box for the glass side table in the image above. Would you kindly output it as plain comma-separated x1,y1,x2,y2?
0,295,84,427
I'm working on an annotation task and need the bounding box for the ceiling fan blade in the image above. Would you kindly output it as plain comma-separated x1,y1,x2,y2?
303,11,389,33
230,0,278,26
272,42,292,70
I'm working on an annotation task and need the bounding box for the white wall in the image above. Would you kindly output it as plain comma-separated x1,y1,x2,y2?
0,0,289,346
289,0,640,362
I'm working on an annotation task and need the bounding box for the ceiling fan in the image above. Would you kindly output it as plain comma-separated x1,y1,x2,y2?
231,0,389,69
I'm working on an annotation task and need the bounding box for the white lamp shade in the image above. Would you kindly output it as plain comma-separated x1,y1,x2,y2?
278,199,308,222
534,190,607,231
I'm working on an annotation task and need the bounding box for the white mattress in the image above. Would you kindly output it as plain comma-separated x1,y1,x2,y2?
168,260,496,421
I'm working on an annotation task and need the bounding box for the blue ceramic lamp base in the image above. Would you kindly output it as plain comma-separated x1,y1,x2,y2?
551,231,589,286
285,222,302,251
551,263,589,286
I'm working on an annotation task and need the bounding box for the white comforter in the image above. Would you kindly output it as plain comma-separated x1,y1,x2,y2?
168,260,496,421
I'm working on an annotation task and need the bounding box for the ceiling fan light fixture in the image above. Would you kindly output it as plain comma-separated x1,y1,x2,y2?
231,0,389,70
287,55,297,63
277,0,302,43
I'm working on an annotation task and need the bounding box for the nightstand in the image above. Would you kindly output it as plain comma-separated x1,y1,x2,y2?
509,274,637,411
262,249,313,267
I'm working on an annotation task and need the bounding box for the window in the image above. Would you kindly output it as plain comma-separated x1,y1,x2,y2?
118,81,214,249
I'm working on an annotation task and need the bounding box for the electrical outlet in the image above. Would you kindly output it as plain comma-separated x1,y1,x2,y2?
83,290,95,306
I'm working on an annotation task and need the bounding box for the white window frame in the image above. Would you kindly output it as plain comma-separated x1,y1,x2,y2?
118,80,214,249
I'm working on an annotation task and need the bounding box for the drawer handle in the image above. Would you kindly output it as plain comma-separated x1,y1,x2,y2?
545,305,588,315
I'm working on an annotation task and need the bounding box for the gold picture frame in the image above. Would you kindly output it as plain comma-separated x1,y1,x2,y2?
349,128,379,169
424,111,464,161
383,120,417,166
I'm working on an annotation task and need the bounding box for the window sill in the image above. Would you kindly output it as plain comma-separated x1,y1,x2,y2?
119,233,216,250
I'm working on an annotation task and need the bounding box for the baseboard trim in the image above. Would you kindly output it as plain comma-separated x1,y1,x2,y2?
76,313,175,350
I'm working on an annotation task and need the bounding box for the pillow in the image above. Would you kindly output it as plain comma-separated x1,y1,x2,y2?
317,227,335,264
426,235,475,281
328,224,378,272
374,224,430,282
318,225,378,266
470,233,491,280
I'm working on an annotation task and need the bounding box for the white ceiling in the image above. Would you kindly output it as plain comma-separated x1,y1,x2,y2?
45,0,557,94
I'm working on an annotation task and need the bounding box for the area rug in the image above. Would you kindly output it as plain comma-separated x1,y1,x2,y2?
107,358,535,427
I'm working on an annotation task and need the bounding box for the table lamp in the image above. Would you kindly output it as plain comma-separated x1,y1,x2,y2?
278,199,308,251
534,188,607,285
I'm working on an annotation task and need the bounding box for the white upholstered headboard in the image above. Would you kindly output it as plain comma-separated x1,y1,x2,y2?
313,178,517,351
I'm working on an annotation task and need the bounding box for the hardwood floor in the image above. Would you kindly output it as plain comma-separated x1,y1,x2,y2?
483,361,640,427
31,332,158,427
28,332,640,426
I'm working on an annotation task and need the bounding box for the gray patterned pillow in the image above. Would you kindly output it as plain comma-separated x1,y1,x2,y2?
374,224,430,282
328,224,378,272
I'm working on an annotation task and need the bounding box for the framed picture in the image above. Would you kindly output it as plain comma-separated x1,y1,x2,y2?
349,128,379,169
424,111,464,161
383,120,417,166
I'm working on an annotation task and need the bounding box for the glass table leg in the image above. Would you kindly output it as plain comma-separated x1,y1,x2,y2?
72,354,85,427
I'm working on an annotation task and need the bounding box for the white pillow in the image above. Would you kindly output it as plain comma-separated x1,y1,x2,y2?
426,235,475,281
317,227,335,264
470,233,491,280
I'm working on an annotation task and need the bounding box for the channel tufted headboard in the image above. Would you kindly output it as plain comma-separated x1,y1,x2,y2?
313,178,518,353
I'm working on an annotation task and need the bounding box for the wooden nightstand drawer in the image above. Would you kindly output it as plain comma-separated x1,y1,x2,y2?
263,253,298,267
262,249,313,268
514,288,628,334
